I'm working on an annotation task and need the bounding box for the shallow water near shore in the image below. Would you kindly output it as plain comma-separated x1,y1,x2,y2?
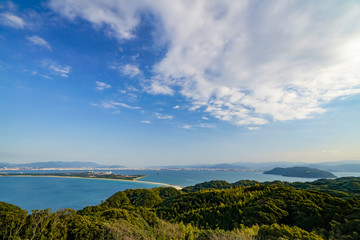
0,176,162,211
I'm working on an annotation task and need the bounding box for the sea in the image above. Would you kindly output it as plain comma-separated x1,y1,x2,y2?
1,169,360,212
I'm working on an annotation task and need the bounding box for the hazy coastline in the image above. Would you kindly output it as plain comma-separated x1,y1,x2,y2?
0,174,183,190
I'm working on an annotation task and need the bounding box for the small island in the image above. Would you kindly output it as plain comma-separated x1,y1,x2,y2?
0,171,145,181
263,166,336,178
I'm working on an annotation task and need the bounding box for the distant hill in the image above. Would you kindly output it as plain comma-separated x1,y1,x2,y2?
234,160,360,171
182,180,232,192
0,161,124,169
194,163,248,169
263,167,336,178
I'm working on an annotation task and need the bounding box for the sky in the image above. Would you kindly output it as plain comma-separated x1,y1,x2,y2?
1,0,360,167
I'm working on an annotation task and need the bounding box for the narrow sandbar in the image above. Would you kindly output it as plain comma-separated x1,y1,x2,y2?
0,175,183,190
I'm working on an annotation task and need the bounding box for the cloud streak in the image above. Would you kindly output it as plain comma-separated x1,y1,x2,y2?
181,123,216,130
49,0,360,126
43,60,71,78
0,12,25,28
110,63,141,78
100,101,141,110
95,81,111,90
49,64,71,78
154,112,173,120
27,35,51,49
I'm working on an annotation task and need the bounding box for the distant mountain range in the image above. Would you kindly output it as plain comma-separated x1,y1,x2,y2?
0,161,124,169
2,160,360,172
159,163,248,170
156,160,360,172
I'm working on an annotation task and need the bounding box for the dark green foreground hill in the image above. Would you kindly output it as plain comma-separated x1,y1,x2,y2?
2,177,360,239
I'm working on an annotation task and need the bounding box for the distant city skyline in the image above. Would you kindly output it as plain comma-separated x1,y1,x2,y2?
1,0,360,167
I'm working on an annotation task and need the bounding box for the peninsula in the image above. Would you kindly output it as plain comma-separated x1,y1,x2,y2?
0,171,183,190
0,171,144,180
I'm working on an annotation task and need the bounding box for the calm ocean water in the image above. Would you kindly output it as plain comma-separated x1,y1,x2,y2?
1,169,359,211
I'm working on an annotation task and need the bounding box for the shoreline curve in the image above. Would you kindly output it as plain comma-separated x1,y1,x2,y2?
0,175,183,190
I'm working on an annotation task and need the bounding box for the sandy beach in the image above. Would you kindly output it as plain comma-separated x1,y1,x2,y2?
0,175,183,190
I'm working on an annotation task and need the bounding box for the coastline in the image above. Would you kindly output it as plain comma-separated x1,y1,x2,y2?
0,175,183,190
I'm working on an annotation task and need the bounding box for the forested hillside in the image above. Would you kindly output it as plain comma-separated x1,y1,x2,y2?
263,167,336,178
1,177,360,239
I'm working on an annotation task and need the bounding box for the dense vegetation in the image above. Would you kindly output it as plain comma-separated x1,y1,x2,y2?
1,177,360,239
263,167,336,178
290,177,360,197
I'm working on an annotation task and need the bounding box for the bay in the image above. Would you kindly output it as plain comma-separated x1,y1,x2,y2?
0,176,162,212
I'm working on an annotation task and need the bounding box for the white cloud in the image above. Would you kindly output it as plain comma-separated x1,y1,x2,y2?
199,123,216,129
122,64,140,77
112,101,140,109
49,0,360,125
110,63,141,77
49,64,71,77
95,81,111,90
43,60,71,77
173,105,180,109
126,86,139,92
141,120,151,124
41,74,52,79
181,124,192,129
146,80,174,95
0,12,25,28
181,123,216,130
98,101,140,110
27,35,51,49
48,0,141,40
154,112,173,120
248,127,260,131
100,101,116,109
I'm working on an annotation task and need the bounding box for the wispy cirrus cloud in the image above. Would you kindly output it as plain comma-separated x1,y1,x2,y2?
110,63,141,77
122,64,140,77
49,64,71,78
41,74,52,79
198,123,216,129
0,12,25,28
111,101,140,109
154,112,173,120
27,35,51,49
99,101,140,110
181,123,216,130
95,81,111,91
43,60,71,78
181,124,192,129
49,0,360,126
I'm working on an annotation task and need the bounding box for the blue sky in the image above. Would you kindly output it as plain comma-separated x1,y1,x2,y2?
1,0,360,167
